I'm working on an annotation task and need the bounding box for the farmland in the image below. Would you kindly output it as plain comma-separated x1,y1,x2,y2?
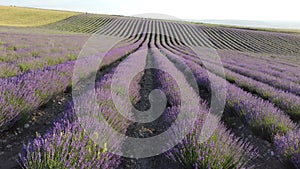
0,6,300,169
0,6,79,27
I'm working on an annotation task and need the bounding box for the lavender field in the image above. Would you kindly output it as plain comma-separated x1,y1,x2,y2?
0,11,300,169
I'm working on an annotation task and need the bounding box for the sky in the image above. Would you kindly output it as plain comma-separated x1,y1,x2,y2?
1,0,300,21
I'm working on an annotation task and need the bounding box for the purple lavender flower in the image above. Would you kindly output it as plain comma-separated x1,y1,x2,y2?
274,129,300,169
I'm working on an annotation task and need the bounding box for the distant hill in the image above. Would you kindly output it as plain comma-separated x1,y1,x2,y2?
0,6,80,27
188,19,300,29
187,19,300,34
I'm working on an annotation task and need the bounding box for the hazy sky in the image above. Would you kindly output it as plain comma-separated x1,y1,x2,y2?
1,0,299,21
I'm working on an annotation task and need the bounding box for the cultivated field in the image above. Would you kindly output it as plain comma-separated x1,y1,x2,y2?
0,6,300,169
0,6,79,27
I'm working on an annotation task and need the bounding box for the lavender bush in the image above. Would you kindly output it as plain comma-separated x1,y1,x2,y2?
274,129,300,169
19,116,122,169
167,121,256,169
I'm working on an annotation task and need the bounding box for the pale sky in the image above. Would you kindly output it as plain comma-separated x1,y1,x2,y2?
1,0,299,21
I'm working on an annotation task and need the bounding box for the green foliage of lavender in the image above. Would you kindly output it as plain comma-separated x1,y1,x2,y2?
0,61,74,131
274,129,300,169
167,125,256,169
19,113,121,169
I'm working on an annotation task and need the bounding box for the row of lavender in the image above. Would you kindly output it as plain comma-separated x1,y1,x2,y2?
0,34,145,132
218,53,300,168
159,38,296,138
150,42,256,168
20,37,256,168
157,35,300,121
6,17,299,168
199,26,300,56
0,33,88,78
219,50,300,84
19,38,150,168
221,68,300,120
166,43,300,121
154,37,300,168
0,61,74,131
20,67,128,168
156,33,300,99
200,53,300,169
0,30,142,79
44,14,300,57
43,14,116,33
202,59,300,168
221,60,300,96
68,16,300,86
